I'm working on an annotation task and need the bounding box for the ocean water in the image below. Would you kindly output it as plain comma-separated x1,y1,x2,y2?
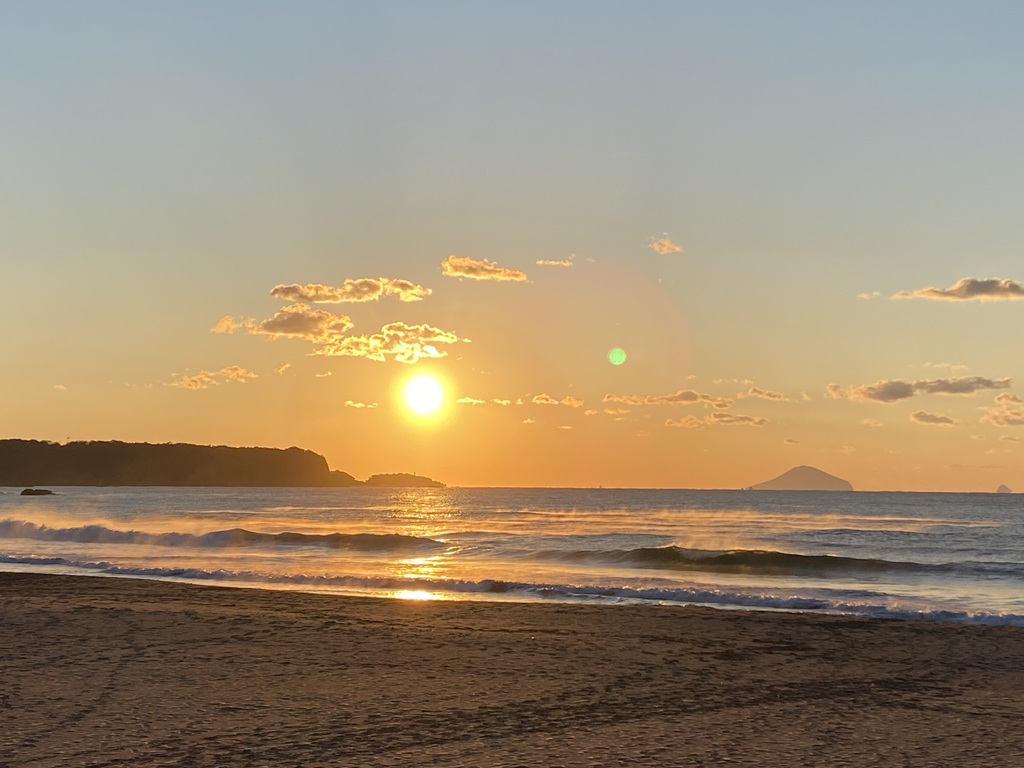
2,486,1023,624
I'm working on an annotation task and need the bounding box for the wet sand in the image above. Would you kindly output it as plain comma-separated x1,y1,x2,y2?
2,572,1023,767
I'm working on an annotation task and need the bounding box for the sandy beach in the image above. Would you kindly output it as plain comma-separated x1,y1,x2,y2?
2,573,1023,767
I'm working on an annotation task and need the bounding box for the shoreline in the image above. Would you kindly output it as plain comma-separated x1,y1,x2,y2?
3,572,1024,766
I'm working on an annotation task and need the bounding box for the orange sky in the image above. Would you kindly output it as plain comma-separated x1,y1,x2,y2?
3,3,1024,491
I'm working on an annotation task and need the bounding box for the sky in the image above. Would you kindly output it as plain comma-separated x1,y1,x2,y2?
3,1,1024,491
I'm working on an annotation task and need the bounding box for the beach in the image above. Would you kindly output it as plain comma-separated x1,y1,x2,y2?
2,573,1023,767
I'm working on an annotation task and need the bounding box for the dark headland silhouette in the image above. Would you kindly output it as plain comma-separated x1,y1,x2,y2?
748,465,853,491
0,439,444,488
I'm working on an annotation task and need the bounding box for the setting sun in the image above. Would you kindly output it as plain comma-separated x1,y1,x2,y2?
403,375,445,416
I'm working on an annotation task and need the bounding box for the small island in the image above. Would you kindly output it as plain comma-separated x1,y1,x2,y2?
0,439,444,488
748,465,853,491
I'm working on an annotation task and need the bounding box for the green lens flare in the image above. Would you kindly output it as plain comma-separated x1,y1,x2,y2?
607,347,626,366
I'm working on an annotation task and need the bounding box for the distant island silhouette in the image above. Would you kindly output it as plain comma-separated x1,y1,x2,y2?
997,484,1013,494
748,465,853,491
0,440,444,488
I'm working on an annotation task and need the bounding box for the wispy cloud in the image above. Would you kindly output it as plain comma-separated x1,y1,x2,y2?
313,321,460,364
52,384,67,391
648,234,682,255
910,410,956,426
893,277,1024,302
531,394,584,408
666,413,767,428
168,366,258,390
982,394,1024,427
441,255,527,282
847,376,1011,403
857,291,881,300
861,418,883,427
604,389,733,409
826,384,844,399
344,400,377,408
270,278,431,304
536,255,575,267
458,396,486,405
275,363,291,375
211,315,245,334
738,387,789,402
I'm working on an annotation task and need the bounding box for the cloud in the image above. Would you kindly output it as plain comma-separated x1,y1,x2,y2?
738,387,788,402
861,418,884,427
441,255,527,282
910,411,956,426
604,389,733,409
841,445,856,455
314,371,332,378
648,234,682,255
168,366,258,390
999,435,1020,443
491,399,512,406
248,303,355,343
603,407,631,416
531,394,584,407
211,315,245,334
995,392,1023,404
270,278,431,304
982,397,1024,427
706,412,768,426
893,277,1024,302
52,384,67,391
665,416,701,428
313,321,460,364
857,291,881,300
536,255,575,267
522,418,536,424
665,413,767,428
849,376,1011,402
784,438,799,445
458,396,486,405
275,363,291,374
344,400,377,408
826,384,844,400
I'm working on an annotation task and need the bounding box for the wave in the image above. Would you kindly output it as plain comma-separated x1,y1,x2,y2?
528,545,944,576
2,553,1023,626
0,519,445,553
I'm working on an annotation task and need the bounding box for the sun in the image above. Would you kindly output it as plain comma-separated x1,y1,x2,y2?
403,374,445,416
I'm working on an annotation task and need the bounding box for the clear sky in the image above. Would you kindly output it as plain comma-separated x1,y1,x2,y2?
3,1,1023,490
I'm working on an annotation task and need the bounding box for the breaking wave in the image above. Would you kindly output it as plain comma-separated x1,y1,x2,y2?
0,519,445,553
2,553,1023,626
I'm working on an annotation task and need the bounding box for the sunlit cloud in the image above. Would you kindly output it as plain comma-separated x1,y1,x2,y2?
910,410,956,426
848,376,1011,402
167,366,258,390
441,255,527,282
522,418,536,424
981,395,1024,427
491,398,512,406
648,234,682,255
532,394,584,407
584,409,598,416
314,371,332,378
211,315,245,334
665,413,767,428
344,400,377,408
603,407,631,416
52,384,67,391
893,277,1024,302
248,303,355,343
536,254,575,267
604,389,733,409
457,396,486,405
857,291,881,300
313,321,460,364
665,416,701,428
924,361,970,373
270,278,431,304
826,384,844,399
861,418,884,427
275,363,291,374
738,387,789,402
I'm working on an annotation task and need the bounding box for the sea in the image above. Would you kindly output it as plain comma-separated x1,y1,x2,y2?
2,486,1023,625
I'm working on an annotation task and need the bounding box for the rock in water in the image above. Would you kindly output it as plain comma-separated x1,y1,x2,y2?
20,488,54,496
749,466,853,491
